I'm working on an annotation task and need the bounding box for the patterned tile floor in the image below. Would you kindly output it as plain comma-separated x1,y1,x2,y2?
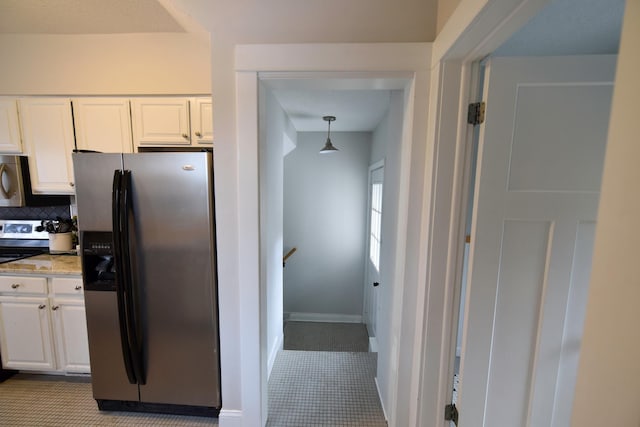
267,351,387,426
0,323,385,426
0,374,217,426
284,322,369,352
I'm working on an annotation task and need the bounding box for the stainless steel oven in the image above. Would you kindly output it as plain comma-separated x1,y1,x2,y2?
0,220,49,263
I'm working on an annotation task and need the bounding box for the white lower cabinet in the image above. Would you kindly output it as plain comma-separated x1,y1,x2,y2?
50,277,90,373
0,296,56,371
0,275,89,374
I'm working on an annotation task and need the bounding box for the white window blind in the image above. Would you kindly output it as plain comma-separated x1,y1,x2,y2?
369,182,383,271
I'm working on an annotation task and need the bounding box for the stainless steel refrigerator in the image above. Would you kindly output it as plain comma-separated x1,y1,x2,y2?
72,151,220,416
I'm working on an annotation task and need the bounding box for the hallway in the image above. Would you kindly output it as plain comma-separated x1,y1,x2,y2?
267,350,386,426
267,321,386,426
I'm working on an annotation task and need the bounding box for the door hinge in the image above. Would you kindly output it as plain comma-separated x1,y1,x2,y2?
467,102,485,125
445,403,459,426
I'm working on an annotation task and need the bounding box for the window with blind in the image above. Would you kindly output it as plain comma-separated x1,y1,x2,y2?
369,182,383,271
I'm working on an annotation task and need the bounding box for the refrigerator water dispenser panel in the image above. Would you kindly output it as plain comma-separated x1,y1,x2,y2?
82,231,116,291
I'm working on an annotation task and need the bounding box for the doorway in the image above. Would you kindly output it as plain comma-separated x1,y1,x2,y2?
256,72,417,425
433,1,625,425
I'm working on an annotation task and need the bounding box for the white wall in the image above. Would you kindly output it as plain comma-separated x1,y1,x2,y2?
572,2,640,425
283,131,372,318
259,87,288,376
0,34,211,95
369,90,404,413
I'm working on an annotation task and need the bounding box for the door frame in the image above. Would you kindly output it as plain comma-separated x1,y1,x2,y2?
234,44,431,426
416,0,552,425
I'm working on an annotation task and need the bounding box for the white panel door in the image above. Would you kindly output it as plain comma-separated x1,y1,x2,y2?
73,98,133,153
458,56,616,427
364,162,383,345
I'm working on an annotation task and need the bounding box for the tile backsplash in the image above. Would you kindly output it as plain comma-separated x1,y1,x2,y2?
0,205,71,220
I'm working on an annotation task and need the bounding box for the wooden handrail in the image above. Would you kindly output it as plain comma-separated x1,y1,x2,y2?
283,247,297,267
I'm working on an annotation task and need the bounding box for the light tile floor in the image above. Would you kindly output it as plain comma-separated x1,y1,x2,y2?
1,322,385,426
0,374,217,426
267,351,387,427
284,322,369,352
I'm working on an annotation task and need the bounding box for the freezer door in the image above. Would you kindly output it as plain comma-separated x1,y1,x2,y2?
72,153,123,231
84,291,139,401
123,153,220,407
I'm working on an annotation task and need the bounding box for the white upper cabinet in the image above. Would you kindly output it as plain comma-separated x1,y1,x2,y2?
0,98,23,154
191,97,213,146
73,98,133,153
131,97,213,149
131,97,191,147
19,98,76,194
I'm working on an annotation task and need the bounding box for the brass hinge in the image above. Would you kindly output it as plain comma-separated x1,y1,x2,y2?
467,102,485,125
445,403,459,426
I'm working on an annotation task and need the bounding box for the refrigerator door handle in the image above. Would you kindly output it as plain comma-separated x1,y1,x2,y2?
112,170,137,385
121,170,146,385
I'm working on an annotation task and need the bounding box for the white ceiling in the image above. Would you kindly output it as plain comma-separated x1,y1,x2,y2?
0,0,185,34
273,90,392,132
0,0,625,133
494,0,625,56
266,0,627,134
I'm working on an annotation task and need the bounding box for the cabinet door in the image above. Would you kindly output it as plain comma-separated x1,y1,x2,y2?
0,98,23,154
191,97,213,145
19,98,76,194
131,98,191,148
51,298,90,373
0,296,55,371
73,98,133,153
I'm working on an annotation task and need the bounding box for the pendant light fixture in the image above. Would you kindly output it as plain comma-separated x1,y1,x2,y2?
319,115,339,154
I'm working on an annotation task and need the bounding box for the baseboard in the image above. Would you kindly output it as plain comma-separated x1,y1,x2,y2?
286,312,362,323
219,409,243,427
374,377,388,422
369,337,379,353
268,332,283,378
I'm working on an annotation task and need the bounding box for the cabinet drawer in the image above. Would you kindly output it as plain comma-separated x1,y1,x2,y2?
0,276,47,295
51,277,84,295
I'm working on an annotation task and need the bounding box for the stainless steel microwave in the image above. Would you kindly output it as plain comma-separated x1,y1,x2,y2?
0,155,70,207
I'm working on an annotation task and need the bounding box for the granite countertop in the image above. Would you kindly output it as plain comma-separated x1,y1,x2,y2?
0,254,82,276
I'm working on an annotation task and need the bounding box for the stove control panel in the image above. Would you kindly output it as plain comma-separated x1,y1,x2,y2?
0,220,49,240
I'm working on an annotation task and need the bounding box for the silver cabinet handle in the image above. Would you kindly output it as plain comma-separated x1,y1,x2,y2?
75,285,82,290
52,305,60,311
69,182,75,187
38,304,46,310
195,131,202,137
11,283,19,289
182,133,189,139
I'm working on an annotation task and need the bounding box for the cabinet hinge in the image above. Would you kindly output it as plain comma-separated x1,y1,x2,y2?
467,102,485,125
445,403,459,426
